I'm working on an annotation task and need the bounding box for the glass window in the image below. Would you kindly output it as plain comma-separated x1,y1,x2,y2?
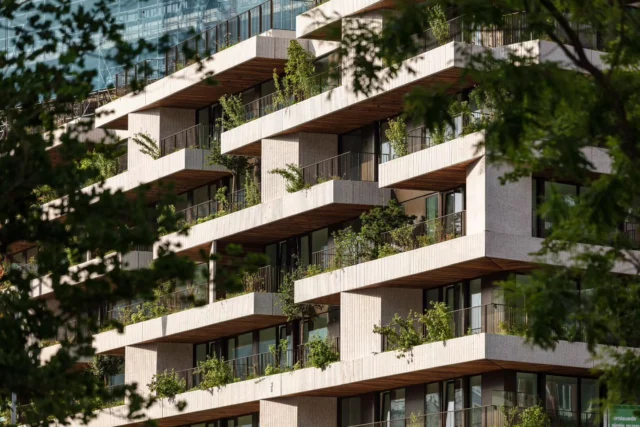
426,194,439,221
340,396,362,427
300,235,310,268
311,228,329,253
517,372,538,407
426,383,441,427
470,376,482,408
258,327,276,355
581,379,598,420
380,389,406,425
236,332,253,359
546,375,578,414
303,312,329,342
236,415,254,427
195,343,207,366
470,279,482,334
193,185,209,206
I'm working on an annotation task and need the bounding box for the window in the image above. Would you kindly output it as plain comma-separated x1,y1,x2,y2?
380,388,406,426
340,396,362,427
426,383,441,427
517,372,538,407
546,375,578,417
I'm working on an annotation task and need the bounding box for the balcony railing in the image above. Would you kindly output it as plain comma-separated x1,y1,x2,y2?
174,187,259,228
165,0,314,75
105,283,208,325
415,13,605,59
51,88,116,127
160,123,214,157
346,405,598,427
242,265,282,293
380,112,493,164
382,304,527,352
237,66,342,126
310,211,466,272
301,152,376,186
114,59,165,98
173,336,339,389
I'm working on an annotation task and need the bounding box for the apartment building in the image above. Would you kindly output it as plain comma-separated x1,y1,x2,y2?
17,2,629,427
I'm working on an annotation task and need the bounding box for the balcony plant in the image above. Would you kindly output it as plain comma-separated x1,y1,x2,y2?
131,132,160,159
207,138,251,192
195,356,236,389
427,5,450,46
421,301,454,343
90,355,124,386
277,263,322,320
218,94,246,130
269,163,310,193
385,116,409,157
359,200,416,259
79,150,118,186
272,40,318,108
214,187,229,217
148,369,186,398
264,339,299,375
244,174,261,207
305,336,339,370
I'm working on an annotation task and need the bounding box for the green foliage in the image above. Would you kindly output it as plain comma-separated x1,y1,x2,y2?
207,139,252,192
79,151,117,186
157,204,179,236
360,199,416,258
332,226,368,268
373,311,424,357
408,412,423,427
148,370,186,398
195,357,235,389
305,336,339,370
517,405,550,427
214,187,229,217
269,164,310,193
218,94,247,130
90,356,125,386
264,339,296,375
32,185,58,205
385,116,409,157
243,174,261,207
277,264,321,320
426,5,449,46
272,40,318,108
421,302,454,343
373,302,454,356
131,132,161,159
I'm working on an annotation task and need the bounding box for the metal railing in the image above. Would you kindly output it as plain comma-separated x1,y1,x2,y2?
380,211,466,251
238,66,342,125
105,283,209,324
165,0,314,75
114,59,165,98
623,222,640,248
160,123,214,157
174,187,259,228
382,303,527,352
346,405,598,427
491,391,539,408
174,336,339,389
301,152,376,186
51,88,116,127
415,13,606,59
242,265,282,293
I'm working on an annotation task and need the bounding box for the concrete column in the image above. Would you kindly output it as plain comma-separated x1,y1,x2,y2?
340,287,423,360
261,132,338,203
124,342,193,396
127,107,195,170
465,156,533,236
260,396,338,427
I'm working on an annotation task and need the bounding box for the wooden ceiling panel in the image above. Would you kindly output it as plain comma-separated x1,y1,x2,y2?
107,59,287,130
230,68,469,156
390,162,471,191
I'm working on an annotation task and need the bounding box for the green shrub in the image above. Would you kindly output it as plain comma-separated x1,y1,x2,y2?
218,94,246,130
148,369,186,398
421,302,454,343
244,174,261,206
131,132,160,159
269,164,310,193
332,226,368,268
306,336,339,369
373,311,424,357
195,357,235,389
427,5,450,46
385,116,408,157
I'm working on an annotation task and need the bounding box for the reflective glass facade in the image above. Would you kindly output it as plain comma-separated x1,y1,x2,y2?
0,0,266,89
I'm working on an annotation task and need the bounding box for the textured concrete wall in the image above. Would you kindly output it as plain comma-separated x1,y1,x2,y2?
260,396,337,427
340,287,423,360
466,156,532,237
127,108,194,171
261,132,338,203
125,343,193,396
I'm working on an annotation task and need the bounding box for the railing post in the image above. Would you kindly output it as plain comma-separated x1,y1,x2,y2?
270,0,274,29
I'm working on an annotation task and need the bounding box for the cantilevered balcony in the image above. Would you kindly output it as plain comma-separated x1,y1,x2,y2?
77,334,598,427
159,123,214,157
157,180,390,260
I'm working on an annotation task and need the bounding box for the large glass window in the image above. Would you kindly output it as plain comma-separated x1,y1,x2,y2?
546,376,578,417
517,372,538,407
426,383,441,427
380,388,406,426
340,396,362,427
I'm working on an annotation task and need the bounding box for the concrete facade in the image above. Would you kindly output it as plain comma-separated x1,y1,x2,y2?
27,8,621,427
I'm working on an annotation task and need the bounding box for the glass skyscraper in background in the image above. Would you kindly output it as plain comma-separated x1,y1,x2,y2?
0,0,265,90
